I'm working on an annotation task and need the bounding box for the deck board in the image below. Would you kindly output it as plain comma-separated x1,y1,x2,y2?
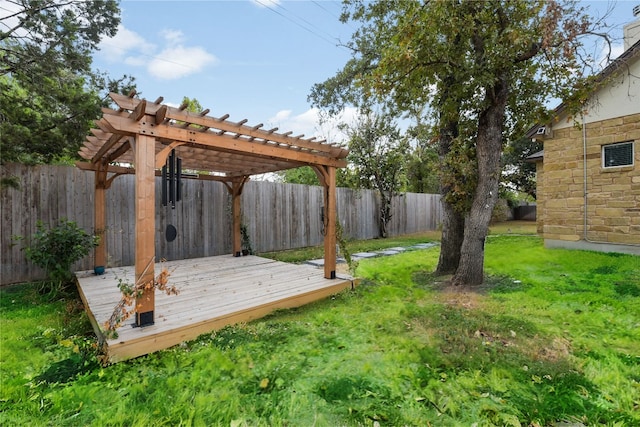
76,255,356,363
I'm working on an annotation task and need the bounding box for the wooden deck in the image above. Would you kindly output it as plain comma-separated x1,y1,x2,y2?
75,255,356,363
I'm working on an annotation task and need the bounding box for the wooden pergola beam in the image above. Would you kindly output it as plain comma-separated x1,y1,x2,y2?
155,141,187,169
77,160,285,183
100,113,347,168
76,161,134,175
174,145,301,171
107,93,344,157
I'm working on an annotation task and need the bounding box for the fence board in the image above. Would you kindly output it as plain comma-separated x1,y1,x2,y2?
1,164,442,285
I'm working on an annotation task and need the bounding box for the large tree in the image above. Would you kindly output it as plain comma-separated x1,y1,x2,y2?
310,0,611,285
0,0,123,163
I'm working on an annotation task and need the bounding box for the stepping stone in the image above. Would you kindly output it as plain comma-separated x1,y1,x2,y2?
387,247,406,252
377,250,401,256
409,242,438,250
352,252,379,259
305,257,346,267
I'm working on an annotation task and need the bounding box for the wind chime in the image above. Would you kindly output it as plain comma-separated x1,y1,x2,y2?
161,149,181,242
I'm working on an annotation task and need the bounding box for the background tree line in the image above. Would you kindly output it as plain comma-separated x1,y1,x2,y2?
278,111,539,239
0,0,134,165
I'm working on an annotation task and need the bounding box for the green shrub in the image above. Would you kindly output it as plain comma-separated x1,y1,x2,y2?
25,219,99,284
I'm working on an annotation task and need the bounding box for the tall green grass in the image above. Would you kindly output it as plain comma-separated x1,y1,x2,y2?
1,235,638,426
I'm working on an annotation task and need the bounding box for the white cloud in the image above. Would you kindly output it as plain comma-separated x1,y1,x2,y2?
595,40,625,70
98,24,155,62
160,29,186,45
271,110,292,122
251,0,281,8
267,106,361,145
148,45,217,80
96,24,217,80
268,108,318,139
609,42,625,61
123,56,147,67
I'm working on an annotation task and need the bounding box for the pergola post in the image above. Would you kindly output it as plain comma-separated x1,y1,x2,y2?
134,134,156,327
225,177,248,257
232,182,242,257
322,166,337,279
94,166,108,269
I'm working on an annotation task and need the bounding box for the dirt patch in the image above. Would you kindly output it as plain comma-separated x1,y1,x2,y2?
436,286,486,309
426,277,488,309
535,337,572,361
336,263,351,275
413,272,527,308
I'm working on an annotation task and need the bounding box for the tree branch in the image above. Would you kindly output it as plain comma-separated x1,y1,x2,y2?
0,1,76,41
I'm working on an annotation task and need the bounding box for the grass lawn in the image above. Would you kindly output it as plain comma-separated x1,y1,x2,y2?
1,226,638,426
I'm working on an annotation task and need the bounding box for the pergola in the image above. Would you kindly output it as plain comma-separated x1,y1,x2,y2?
76,92,348,328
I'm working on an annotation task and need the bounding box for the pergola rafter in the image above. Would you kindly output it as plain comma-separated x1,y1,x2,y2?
77,92,348,327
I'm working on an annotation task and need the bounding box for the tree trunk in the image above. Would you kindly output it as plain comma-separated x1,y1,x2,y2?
378,190,391,238
436,200,465,274
435,107,464,275
453,76,509,286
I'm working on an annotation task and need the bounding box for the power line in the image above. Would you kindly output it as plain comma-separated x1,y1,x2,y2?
254,0,347,50
311,0,340,21
274,1,340,44
311,0,358,33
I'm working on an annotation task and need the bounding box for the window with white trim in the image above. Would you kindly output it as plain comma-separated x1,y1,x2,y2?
602,141,634,168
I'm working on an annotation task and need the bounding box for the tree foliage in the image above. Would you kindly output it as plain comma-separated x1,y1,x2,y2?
502,137,543,199
405,141,439,194
179,96,204,114
0,0,126,164
1,0,120,77
342,113,408,238
310,0,611,285
279,166,321,186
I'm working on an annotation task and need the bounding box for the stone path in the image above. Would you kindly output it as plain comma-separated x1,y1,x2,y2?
305,242,439,267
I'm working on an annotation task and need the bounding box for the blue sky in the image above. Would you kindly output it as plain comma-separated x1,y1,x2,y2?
92,0,638,142
94,0,356,142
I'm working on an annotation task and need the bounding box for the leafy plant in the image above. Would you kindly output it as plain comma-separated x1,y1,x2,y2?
336,219,358,274
240,223,254,255
24,219,99,285
103,261,179,339
0,175,20,190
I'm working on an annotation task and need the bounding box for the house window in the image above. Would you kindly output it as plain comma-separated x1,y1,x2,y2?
602,141,634,168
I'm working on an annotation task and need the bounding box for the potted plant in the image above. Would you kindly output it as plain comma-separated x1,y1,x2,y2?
240,224,253,256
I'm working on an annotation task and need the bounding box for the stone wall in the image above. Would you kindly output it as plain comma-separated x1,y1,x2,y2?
535,161,544,235
538,113,640,246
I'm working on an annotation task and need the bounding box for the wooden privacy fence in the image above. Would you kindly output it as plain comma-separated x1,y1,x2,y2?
1,164,442,285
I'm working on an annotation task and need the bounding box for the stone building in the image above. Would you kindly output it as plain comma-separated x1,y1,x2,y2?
526,14,640,255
